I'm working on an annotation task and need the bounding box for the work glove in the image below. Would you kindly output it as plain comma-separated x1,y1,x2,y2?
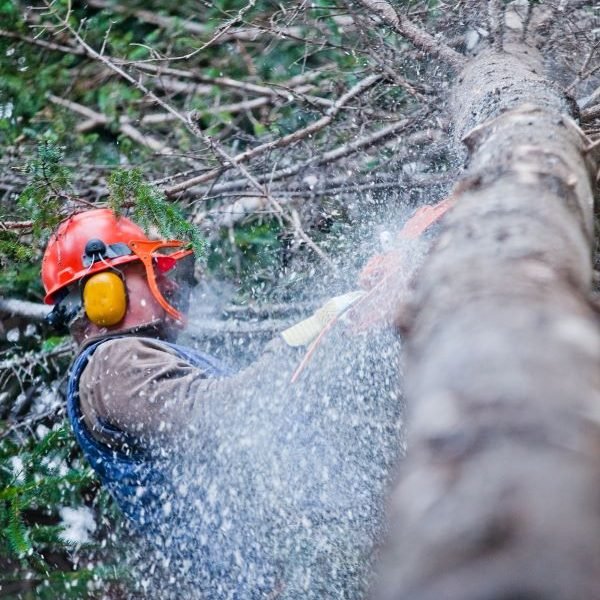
281,290,366,347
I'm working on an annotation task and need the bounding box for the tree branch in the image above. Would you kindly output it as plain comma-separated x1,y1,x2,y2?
167,74,382,196
0,298,50,321
0,221,34,231
356,0,466,70
84,0,307,43
487,0,505,51
174,118,411,197
0,28,84,56
47,94,178,156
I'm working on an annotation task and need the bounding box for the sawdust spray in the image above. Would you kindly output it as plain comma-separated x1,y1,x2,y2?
119,204,434,599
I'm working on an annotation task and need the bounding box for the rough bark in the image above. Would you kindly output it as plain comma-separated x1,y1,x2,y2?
378,42,600,599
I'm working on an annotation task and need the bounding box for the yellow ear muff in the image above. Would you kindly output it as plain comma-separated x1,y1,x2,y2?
83,271,127,327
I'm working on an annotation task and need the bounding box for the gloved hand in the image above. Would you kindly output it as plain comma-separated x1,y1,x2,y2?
282,250,410,348
281,290,366,347
286,198,456,380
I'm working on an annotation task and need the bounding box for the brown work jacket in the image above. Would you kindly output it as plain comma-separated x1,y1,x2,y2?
78,336,298,446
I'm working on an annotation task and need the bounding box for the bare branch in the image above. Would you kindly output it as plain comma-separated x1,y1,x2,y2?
84,0,308,43
520,0,533,42
234,73,382,155
47,94,178,156
566,41,600,94
356,0,466,70
0,298,50,321
0,220,34,231
131,62,335,108
139,98,271,126
200,171,453,229
167,74,382,195
1,24,337,111
581,103,600,124
186,118,412,198
0,28,84,56
579,80,600,112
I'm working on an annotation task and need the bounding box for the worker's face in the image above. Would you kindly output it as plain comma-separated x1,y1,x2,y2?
69,262,175,344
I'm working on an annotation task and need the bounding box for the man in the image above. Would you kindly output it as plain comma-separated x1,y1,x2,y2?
42,210,302,521
41,202,451,598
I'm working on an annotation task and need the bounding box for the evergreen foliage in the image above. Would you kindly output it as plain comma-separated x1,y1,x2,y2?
0,423,122,598
108,168,205,256
16,141,70,237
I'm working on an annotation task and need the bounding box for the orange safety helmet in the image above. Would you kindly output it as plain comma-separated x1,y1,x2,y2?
42,209,193,324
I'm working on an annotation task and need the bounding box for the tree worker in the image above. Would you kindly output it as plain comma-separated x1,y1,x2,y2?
42,209,289,522
40,201,453,597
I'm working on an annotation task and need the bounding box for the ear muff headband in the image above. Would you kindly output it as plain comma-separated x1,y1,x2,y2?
83,271,127,327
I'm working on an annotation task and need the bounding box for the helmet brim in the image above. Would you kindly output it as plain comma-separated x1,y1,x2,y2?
43,254,181,305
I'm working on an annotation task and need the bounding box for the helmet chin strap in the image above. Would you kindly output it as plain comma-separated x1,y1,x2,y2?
128,240,193,325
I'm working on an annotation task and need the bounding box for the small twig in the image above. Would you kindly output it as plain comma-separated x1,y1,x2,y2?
566,42,600,94
0,407,64,441
517,0,532,41
47,94,179,156
584,137,600,153
112,1,259,64
44,7,190,127
132,62,335,109
169,74,381,195
290,207,331,264
356,0,466,70
190,121,331,263
239,74,382,157
0,28,84,56
0,342,74,404
0,298,50,321
0,220,34,231
200,172,453,229
367,49,430,99
582,104,600,124
44,3,277,198
140,97,271,126
185,118,411,197
1,25,337,111
84,0,307,43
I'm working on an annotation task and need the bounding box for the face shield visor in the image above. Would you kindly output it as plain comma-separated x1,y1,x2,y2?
151,246,196,324
128,240,195,326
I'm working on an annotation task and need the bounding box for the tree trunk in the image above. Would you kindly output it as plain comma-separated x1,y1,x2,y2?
378,42,600,599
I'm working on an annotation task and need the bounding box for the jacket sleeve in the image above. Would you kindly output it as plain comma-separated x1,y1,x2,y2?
78,336,299,443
